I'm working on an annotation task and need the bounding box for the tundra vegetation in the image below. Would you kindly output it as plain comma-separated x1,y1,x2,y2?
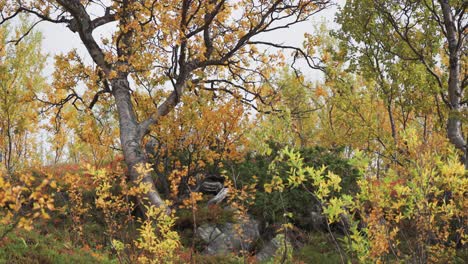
0,1,466,263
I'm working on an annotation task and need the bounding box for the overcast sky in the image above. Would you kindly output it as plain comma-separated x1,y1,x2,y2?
35,2,343,81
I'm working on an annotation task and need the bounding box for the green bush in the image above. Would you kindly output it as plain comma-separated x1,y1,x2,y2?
231,144,359,229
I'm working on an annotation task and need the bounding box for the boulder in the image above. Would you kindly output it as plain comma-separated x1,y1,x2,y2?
199,181,224,194
197,214,260,255
195,173,225,194
256,234,288,262
207,188,229,206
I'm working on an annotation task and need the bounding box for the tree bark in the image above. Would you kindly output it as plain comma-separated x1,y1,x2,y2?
439,0,466,167
112,78,168,213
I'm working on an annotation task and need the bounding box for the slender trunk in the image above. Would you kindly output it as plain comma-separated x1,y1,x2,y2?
111,78,168,213
23,133,27,166
440,0,466,168
6,114,12,174
387,102,397,145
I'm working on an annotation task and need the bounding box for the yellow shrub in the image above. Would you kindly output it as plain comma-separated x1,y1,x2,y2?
0,170,56,238
265,132,466,263
89,163,180,263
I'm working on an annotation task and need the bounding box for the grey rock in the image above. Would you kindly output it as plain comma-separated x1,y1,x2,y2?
207,188,229,206
256,235,287,262
199,181,224,193
197,214,260,255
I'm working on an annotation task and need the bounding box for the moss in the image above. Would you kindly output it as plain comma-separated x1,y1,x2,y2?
0,226,116,264
293,232,345,264
454,248,468,264
190,254,243,264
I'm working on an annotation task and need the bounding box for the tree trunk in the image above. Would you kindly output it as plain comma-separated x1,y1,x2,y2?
112,78,169,213
6,113,12,174
440,0,466,168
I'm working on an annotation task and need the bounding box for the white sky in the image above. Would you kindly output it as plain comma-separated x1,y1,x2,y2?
36,2,342,81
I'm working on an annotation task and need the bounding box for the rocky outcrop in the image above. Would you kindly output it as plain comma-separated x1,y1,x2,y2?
256,234,289,262
197,215,260,255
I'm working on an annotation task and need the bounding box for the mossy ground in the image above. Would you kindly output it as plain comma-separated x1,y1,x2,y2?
0,225,115,264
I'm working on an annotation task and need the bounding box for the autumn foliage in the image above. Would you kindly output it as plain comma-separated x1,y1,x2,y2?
0,0,467,263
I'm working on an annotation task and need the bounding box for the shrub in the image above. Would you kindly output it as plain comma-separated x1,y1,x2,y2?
231,144,359,229
264,129,467,263
0,170,56,239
